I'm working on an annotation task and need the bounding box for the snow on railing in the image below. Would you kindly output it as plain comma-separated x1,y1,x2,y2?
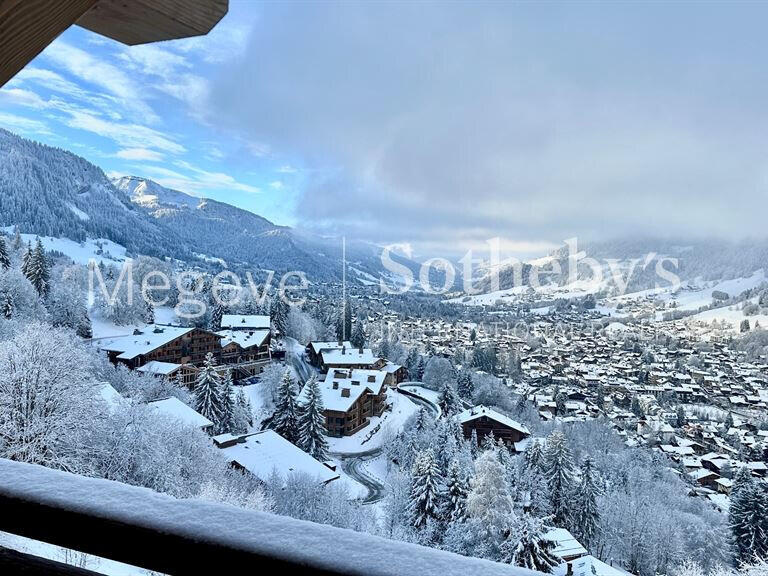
0,459,542,576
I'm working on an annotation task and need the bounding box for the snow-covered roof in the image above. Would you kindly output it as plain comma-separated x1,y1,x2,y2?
456,405,530,435
301,369,387,413
320,347,377,367
218,430,338,484
554,555,633,576
221,315,270,331
98,382,123,408
147,397,213,429
544,528,588,560
137,360,182,376
96,325,199,360
218,329,270,350
308,340,352,354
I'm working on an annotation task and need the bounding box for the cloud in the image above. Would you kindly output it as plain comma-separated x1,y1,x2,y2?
44,40,159,123
0,112,52,136
115,148,165,161
137,163,260,196
64,110,185,154
205,1,768,256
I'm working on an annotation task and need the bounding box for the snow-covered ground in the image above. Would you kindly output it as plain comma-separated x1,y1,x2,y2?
4,229,128,265
90,305,178,339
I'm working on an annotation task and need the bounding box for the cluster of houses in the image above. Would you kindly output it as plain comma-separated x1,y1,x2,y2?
95,314,274,386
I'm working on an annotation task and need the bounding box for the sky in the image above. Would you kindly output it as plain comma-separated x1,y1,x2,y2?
2,1,768,260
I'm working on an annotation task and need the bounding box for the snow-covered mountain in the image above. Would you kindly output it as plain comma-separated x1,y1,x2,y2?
0,128,186,261
0,129,425,283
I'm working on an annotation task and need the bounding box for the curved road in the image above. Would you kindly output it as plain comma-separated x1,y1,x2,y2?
333,388,440,505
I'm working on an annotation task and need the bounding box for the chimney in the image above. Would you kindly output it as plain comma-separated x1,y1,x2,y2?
566,562,574,576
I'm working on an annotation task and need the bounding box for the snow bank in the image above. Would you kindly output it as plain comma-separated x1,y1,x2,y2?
0,459,541,576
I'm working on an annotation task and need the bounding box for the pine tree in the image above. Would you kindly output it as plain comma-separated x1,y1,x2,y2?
456,370,474,400
219,370,235,434
415,356,426,381
143,300,155,324
481,430,497,452
438,381,462,417
525,438,545,472
210,302,224,331
409,449,443,529
467,450,515,541
729,467,768,563
406,347,420,380
232,388,253,433
76,310,92,339
544,430,576,528
273,370,300,443
25,238,50,298
630,395,644,417
194,352,225,429
270,299,289,338
297,375,330,461
555,391,567,416
573,456,601,550
20,241,32,277
501,514,559,573
350,318,366,351
444,458,470,523
2,292,13,319
335,297,353,342
676,405,687,428
0,236,10,270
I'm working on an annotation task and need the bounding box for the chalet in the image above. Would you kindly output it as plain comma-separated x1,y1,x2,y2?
306,340,352,367
304,369,388,437
214,430,339,484
96,324,221,370
379,361,408,388
217,328,272,378
319,347,377,373
138,360,199,388
457,405,530,451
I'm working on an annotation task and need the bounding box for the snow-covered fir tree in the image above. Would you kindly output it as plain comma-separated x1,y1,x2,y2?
573,456,601,550
219,370,235,434
409,449,443,529
194,352,225,430
297,375,330,461
437,381,462,417
0,235,9,271
335,297,353,342
25,238,50,298
466,449,515,543
543,430,576,528
350,318,366,350
231,388,253,434
729,467,768,563
456,370,474,400
20,241,32,278
444,458,470,523
270,298,289,338
210,302,224,331
273,370,300,443
500,514,559,573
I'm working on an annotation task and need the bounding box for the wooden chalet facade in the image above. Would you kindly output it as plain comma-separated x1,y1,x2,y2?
98,325,222,370
457,405,531,451
303,369,389,437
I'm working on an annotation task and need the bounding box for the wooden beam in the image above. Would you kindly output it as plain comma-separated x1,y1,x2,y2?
0,0,97,88
76,0,228,46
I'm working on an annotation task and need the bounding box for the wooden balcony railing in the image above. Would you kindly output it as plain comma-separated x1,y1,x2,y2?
0,458,539,576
